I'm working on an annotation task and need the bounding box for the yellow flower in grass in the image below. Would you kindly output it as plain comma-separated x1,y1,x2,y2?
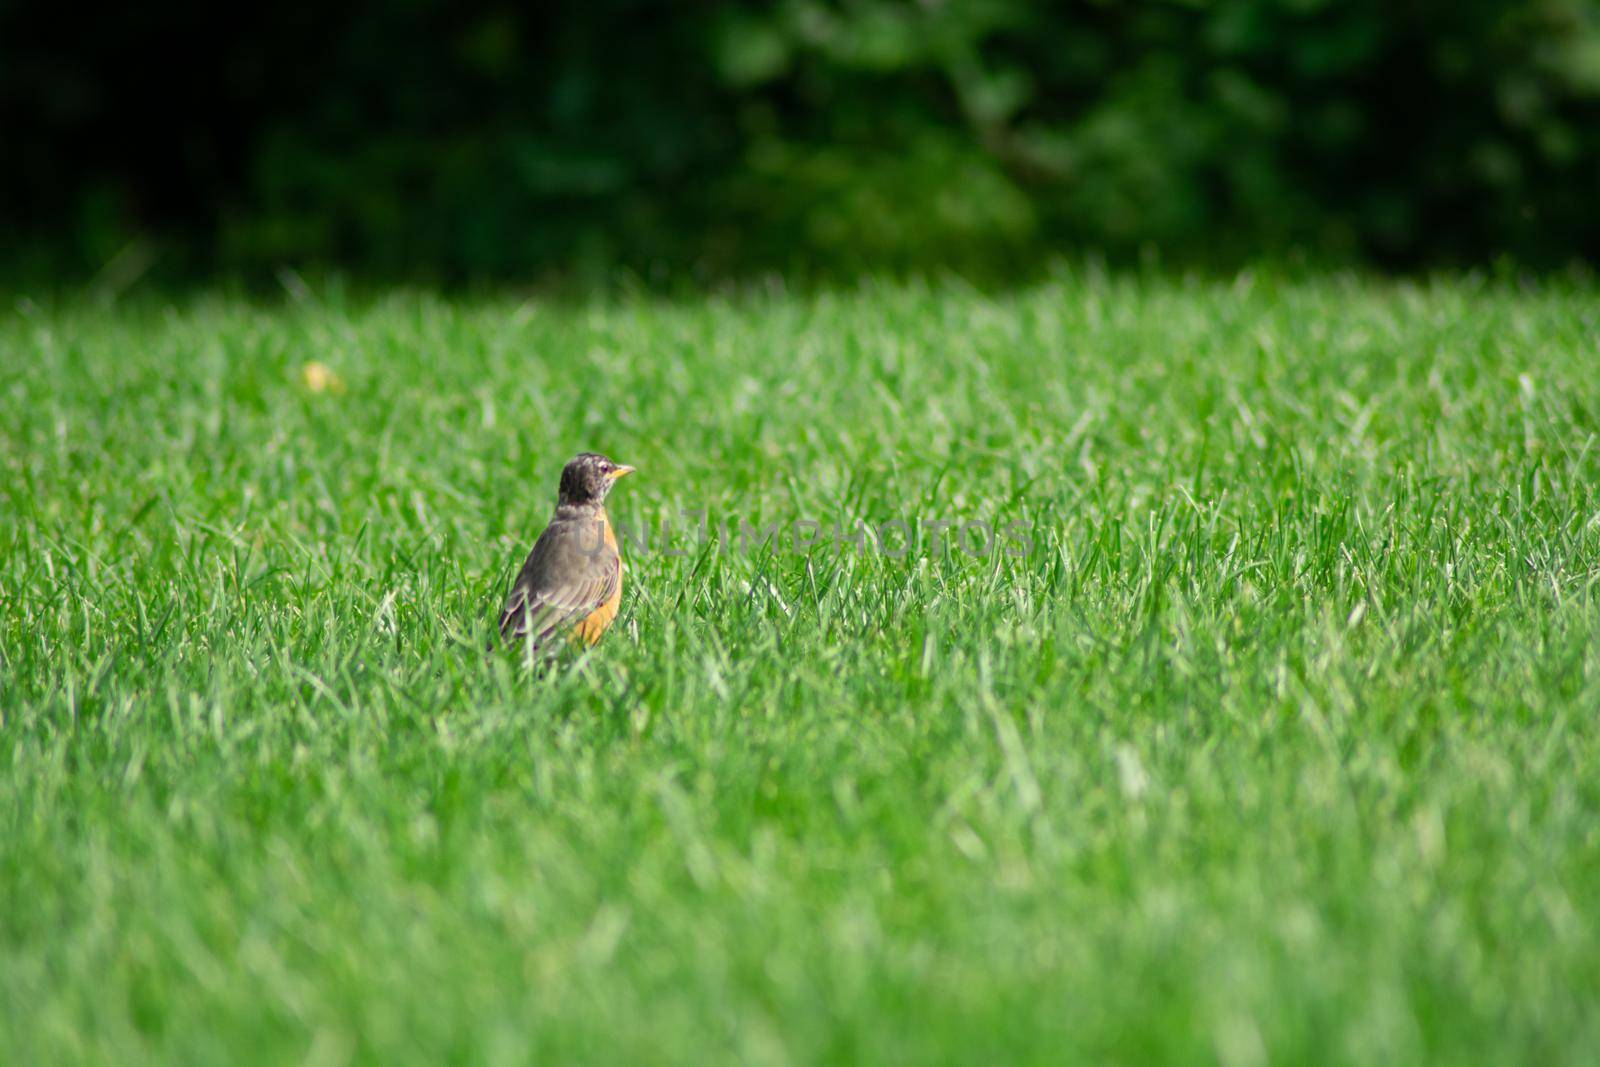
300,361,347,395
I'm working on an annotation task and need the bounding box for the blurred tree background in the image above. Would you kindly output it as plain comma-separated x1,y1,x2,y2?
4,0,1600,283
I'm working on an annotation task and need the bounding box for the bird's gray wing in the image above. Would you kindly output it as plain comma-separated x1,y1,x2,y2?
497,517,619,651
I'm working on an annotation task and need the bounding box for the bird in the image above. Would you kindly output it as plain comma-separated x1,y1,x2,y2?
495,452,636,660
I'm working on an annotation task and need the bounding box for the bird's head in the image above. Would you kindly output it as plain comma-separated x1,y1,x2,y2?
558,452,635,507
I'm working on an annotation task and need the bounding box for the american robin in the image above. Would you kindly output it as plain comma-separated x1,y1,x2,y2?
496,452,635,658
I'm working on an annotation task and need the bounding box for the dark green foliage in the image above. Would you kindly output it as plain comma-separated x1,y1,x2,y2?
5,0,1600,279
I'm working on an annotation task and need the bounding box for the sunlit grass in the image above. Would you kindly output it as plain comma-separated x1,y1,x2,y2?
3,270,1599,1065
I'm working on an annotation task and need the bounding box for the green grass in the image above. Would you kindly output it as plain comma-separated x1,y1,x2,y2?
3,270,1599,1065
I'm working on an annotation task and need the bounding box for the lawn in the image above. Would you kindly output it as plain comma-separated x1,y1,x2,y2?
2,270,1598,1065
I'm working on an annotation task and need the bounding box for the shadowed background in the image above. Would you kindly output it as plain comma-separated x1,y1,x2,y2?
5,0,1600,284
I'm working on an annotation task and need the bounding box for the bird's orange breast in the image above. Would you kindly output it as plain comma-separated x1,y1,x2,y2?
572,510,623,645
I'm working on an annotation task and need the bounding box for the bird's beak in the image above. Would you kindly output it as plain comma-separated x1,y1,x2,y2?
607,464,636,481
